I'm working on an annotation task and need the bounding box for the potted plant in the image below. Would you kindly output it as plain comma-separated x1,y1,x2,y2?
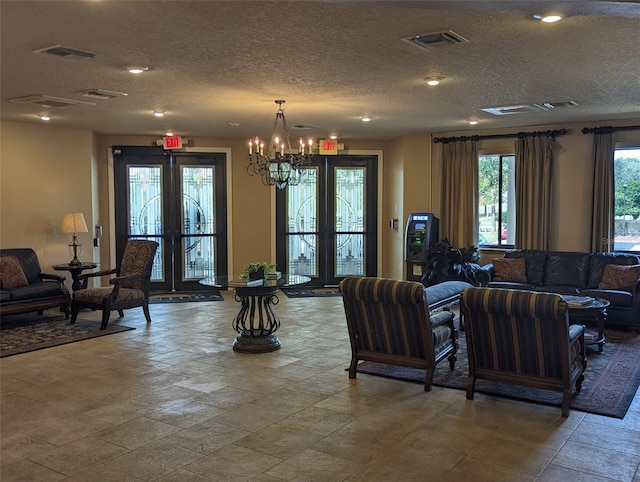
421,238,480,286
240,261,277,282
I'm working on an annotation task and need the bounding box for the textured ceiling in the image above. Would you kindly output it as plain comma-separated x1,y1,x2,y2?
1,0,639,141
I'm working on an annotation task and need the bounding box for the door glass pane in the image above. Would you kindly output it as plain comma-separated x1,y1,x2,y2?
335,168,365,276
128,166,164,281
287,168,318,276
182,166,216,280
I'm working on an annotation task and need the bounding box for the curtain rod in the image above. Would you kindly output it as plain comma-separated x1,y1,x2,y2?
581,125,640,135
433,128,568,144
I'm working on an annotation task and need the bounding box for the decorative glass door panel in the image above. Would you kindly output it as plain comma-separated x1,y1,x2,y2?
181,166,216,281
335,167,365,276
286,167,318,277
114,147,227,292
276,155,377,287
127,165,164,281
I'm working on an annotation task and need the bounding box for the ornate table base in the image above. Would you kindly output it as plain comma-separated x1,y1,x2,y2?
232,286,281,353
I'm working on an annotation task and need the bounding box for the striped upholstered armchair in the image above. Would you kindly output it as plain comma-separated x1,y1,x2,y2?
339,277,458,391
460,287,587,417
70,240,158,330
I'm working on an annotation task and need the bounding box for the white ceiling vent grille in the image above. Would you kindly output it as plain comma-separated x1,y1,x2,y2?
9,95,96,108
480,104,548,116
81,89,128,100
33,44,96,61
533,100,579,110
402,30,469,51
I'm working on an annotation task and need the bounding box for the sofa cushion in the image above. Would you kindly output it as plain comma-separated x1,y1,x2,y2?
544,252,590,289
598,264,640,291
588,252,640,288
8,281,65,301
0,255,29,289
492,257,527,283
504,249,547,285
487,281,536,291
535,285,581,296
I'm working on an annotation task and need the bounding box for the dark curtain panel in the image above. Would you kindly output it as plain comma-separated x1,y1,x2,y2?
515,136,553,250
441,140,478,248
590,129,615,252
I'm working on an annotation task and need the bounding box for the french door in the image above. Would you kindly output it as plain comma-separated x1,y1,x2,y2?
113,146,227,292
275,155,378,287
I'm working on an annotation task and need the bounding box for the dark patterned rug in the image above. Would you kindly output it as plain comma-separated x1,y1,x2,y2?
357,329,640,419
149,290,224,303
280,287,342,298
0,313,135,358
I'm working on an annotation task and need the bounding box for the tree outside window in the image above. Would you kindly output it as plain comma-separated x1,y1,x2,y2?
614,148,640,252
478,154,515,247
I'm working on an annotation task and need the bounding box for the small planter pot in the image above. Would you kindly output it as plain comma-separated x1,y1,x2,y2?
248,269,264,281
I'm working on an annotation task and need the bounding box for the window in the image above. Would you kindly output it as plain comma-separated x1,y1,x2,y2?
614,147,640,253
478,154,515,247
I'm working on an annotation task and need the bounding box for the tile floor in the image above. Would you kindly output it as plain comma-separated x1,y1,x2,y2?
1,292,639,481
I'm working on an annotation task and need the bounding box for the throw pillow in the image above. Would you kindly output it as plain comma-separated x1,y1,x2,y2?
598,264,640,291
492,257,528,283
0,255,29,289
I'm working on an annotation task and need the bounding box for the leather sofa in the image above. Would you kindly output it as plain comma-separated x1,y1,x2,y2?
0,248,70,317
477,250,640,331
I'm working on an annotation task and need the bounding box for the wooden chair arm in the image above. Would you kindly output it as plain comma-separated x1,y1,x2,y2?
41,272,66,283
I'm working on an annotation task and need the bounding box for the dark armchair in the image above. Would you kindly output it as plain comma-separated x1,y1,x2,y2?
70,240,158,329
460,287,587,417
339,277,458,391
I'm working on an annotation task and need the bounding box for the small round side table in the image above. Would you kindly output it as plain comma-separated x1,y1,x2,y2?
53,262,98,291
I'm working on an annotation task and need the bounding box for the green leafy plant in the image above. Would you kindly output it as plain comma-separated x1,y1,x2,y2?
240,261,277,281
421,238,480,286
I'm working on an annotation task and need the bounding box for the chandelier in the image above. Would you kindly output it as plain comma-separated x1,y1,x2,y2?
247,100,314,190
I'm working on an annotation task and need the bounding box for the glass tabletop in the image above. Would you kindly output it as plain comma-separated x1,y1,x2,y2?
199,274,311,288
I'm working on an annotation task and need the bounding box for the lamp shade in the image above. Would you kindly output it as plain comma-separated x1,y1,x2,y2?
60,213,88,234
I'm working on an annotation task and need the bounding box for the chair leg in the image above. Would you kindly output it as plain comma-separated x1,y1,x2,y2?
562,389,571,417
143,302,152,323
348,357,358,379
424,368,434,392
466,377,476,400
70,305,79,324
100,310,112,330
117,309,124,317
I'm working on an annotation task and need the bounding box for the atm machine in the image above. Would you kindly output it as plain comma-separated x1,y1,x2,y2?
405,213,439,282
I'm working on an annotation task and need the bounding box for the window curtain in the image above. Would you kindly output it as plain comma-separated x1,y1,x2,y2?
441,139,478,248
590,128,615,252
514,135,553,250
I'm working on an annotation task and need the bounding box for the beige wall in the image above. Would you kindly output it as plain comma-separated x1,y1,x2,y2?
2,118,639,285
0,121,95,289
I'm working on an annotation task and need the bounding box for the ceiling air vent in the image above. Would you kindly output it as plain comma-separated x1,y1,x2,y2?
81,89,128,100
402,30,469,51
9,95,96,108
480,104,548,116
33,44,96,60
533,100,579,110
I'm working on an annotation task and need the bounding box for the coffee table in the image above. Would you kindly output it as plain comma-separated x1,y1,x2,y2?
200,274,311,353
565,296,609,352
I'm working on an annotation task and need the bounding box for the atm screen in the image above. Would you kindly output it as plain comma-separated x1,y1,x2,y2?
414,223,426,230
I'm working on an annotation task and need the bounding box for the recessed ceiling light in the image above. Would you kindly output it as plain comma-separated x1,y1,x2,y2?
153,110,165,117
128,66,149,74
426,77,443,86
40,115,51,121
228,122,240,127
468,118,478,125
329,134,338,140
165,131,174,136
360,115,372,122
534,14,562,23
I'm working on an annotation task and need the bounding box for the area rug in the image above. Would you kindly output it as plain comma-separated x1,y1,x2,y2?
0,313,135,358
356,329,640,419
149,290,224,303
280,287,342,298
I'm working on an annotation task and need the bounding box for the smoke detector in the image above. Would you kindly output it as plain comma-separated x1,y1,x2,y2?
9,95,96,108
402,30,469,51
33,44,96,61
